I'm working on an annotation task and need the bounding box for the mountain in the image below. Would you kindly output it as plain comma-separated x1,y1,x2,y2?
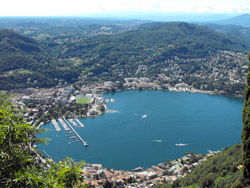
203,24,250,44
1,22,249,91
213,14,250,27
133,22,249,53
0,30,80,90
0,29,48,73
62,22,249,61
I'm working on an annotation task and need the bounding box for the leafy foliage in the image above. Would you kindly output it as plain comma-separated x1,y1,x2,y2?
0,104,85,187
14,158,85,188
0,105,47,181
242,53,250,184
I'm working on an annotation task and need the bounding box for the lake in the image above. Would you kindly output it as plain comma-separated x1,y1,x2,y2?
37,90,244,170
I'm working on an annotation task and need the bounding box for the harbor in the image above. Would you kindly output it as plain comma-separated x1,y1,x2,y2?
74,117,84,127
63,117,88,147
51,119,61,131
58,118,70,131
69,119,78,126
49,117,88,147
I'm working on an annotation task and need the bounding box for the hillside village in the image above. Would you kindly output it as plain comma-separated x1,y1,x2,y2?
87,50,247,97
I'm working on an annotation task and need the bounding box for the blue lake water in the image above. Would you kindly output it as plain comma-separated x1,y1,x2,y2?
37,90,244,170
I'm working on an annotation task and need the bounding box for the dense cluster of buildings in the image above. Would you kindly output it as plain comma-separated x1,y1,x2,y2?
86,50,247,97
158,51,247,85
82,152,217,187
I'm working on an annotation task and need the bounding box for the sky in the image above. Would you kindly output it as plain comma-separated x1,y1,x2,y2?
1,0,250,17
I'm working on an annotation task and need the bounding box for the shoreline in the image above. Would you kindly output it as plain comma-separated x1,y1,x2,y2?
36,90,243,185
82,150,221,187
36,87,243,127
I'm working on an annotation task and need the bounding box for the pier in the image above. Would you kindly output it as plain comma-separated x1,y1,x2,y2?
63,117,88,147
42,149,54,161
58,118,70,131
74,117,84,127
69,119,78,126
51,119,61,131
63,131,73,134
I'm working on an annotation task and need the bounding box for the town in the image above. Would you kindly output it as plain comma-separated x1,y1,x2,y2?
81,151,219,187
9,50,248,127
8,77,209,127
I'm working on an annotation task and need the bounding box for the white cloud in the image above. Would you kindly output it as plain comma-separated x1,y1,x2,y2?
0,0,250,16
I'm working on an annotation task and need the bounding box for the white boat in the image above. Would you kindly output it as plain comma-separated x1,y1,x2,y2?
142,114,147,119
176,143,187,146
110,98,116,102
153,140,162,143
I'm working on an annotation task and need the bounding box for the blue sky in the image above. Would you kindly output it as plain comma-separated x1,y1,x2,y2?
1,0,250,17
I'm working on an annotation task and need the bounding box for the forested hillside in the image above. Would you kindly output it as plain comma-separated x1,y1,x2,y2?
0,21,249,95
0,29,80,89
0,29,47,73
61,22,249,60
155,144,250,188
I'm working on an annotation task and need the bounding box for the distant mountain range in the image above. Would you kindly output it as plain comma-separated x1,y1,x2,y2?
209,14,250,27
203,24,250,44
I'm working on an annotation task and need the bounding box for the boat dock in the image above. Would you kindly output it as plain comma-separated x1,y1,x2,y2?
69,119,78,126
51,119,61,131
58,118,70,131
63,131,73,134
74,117,84,127
63,117,88,147
72,140,80,143
42,149,53,161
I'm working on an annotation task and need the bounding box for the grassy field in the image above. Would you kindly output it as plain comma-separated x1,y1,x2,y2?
76,98,90,104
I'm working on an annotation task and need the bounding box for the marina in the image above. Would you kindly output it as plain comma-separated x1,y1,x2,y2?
74,117,84,127
63,131,73,134
72,140,81,143
64,134,75,136
69,119,78,126
51,119,61,131
58,118,70,131
63,117,88,147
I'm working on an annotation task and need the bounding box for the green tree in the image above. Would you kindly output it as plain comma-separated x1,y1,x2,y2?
0,105,48,184
242,52,250,184
0,104,85,187
14,158,85,188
